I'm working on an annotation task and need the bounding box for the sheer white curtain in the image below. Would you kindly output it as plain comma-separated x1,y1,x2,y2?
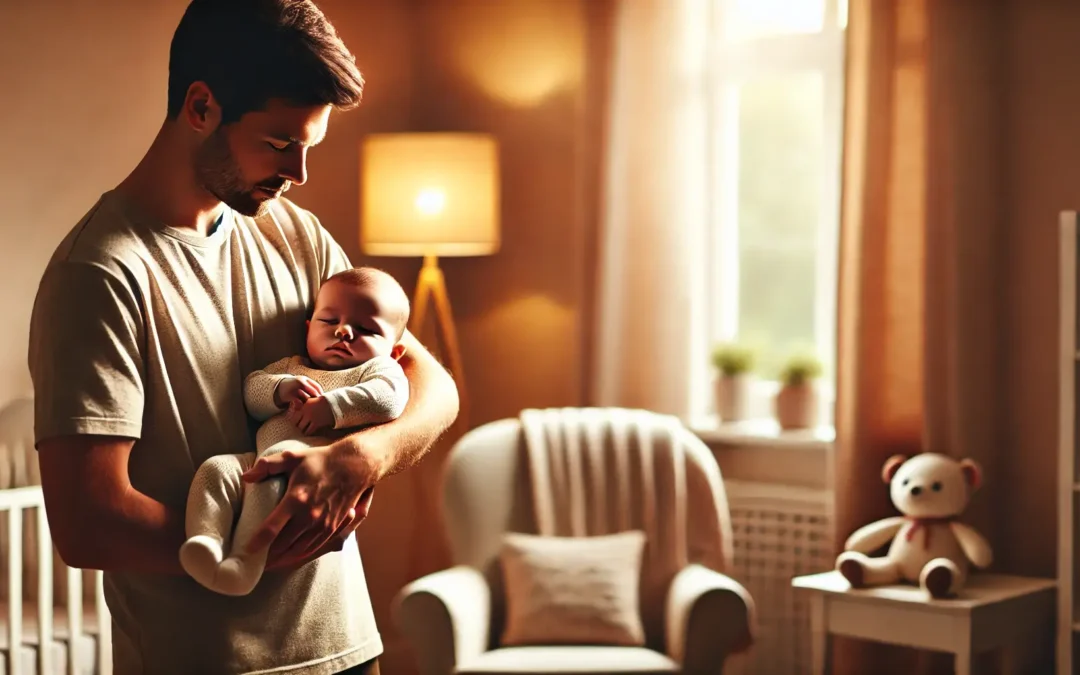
590,0,712,418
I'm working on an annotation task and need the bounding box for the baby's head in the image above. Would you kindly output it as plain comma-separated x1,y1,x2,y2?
306,267,410,370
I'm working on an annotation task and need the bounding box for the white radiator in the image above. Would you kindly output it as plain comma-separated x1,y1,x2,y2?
723,480,833,675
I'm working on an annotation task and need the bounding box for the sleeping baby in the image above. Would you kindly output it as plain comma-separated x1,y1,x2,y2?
180,266,411,596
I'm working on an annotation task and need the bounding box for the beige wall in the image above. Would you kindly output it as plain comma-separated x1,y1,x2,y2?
0,1,189,406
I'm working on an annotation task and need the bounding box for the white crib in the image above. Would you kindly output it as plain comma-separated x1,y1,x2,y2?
0,398,111,675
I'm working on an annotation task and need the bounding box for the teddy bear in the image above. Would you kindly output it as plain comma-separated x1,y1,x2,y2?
835,452,993,599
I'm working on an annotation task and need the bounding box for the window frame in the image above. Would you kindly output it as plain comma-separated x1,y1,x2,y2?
694,0,846,428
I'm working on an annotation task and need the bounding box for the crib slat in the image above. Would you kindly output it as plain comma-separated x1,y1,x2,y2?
36,508,52,675
66,567,81,675
8,506,21,675
0,487,110,675
94,573,110,675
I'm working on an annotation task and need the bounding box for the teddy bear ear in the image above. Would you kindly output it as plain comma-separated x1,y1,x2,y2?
959,458,982,490
882,454,907,483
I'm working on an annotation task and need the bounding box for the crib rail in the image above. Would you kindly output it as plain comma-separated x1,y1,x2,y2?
0,486,111,675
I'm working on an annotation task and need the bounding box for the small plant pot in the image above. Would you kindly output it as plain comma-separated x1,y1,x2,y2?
775,383,819,430
715,374,753,423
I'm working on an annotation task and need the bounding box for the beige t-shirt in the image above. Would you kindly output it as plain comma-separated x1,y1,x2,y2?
28,191,381,675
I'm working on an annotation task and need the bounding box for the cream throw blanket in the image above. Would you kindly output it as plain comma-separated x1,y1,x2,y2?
519,407,732,646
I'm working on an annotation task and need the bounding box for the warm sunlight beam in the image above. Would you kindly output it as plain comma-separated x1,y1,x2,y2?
727,0,825,39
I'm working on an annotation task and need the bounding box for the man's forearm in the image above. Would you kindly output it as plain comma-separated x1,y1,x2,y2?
38,436,188,575
55,488,188,575
337,332,460,477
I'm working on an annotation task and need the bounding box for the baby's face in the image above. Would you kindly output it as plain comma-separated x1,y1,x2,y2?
306,280,401,370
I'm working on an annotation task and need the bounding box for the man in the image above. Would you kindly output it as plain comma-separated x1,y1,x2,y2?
26,1,459,674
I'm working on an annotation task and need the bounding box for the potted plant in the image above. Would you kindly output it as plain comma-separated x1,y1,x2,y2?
775,351,824,430
711,342,756,423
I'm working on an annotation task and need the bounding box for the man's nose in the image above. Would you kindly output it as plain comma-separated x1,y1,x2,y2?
280,148,309,186
335,325,354,341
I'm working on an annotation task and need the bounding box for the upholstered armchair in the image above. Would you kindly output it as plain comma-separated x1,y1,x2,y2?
393,407,755,675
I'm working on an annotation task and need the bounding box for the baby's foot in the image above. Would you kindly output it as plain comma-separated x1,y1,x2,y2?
211,556,263,596
180,535,224,588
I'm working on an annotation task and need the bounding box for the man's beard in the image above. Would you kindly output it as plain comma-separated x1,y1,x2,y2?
193,129,286,218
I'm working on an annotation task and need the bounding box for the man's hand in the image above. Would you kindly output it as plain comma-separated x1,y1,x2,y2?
240,442,387,570
275,376,324,408
287,396,335,435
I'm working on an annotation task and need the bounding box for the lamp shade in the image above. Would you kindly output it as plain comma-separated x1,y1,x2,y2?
360,132,500,257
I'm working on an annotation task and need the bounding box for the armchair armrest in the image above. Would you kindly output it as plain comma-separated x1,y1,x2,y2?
665,564,755,671
393,565,491,675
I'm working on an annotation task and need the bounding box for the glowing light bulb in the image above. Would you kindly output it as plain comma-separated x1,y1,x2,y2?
415,188,446,216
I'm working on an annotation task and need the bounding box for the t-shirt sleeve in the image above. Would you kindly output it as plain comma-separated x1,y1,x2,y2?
28,261,145,444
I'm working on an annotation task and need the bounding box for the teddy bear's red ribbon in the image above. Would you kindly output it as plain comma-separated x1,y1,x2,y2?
904,516,954,549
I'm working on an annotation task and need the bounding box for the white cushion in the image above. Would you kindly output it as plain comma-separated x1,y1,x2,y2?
499,531,647,647
455,646,678,674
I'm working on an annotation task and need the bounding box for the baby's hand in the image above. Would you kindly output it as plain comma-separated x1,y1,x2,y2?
275,376,324,407
287,396,335,435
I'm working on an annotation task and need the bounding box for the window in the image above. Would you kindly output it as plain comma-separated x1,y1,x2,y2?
698,0,846,425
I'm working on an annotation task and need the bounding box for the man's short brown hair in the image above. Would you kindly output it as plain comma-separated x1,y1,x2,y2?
167,0,365,124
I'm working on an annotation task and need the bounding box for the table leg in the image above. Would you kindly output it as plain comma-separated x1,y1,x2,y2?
810,594,831,675
954,647,971,675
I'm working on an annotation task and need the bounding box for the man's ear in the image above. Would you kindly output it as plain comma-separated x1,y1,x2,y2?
882,455,907,483
391,343,406,361
182,81,222,135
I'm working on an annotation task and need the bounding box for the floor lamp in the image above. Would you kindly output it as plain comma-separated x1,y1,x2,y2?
360,132,500,577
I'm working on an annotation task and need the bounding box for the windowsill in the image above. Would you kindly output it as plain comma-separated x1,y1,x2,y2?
689,415,834,451
688,416,833,490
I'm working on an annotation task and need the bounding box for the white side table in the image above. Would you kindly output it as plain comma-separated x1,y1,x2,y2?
792,571,1055,675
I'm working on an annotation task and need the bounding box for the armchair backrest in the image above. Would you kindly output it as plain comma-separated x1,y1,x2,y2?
441,408,733,652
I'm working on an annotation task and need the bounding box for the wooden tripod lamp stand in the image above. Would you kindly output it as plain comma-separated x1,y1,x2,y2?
360,132,500,429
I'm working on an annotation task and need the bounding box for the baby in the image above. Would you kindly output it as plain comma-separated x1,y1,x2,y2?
180,266,411,596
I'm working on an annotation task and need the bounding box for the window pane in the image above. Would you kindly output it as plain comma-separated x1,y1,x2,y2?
738,247,817,379
735,72,828,379
725,0,825,40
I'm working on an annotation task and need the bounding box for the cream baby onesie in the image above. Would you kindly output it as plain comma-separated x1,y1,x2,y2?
180,353,409,596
